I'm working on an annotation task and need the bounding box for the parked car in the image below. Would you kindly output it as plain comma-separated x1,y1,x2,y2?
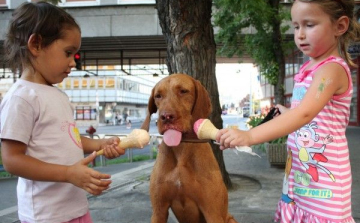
242,107,250,118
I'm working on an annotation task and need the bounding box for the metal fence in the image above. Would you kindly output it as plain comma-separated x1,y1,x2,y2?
81,133,163,167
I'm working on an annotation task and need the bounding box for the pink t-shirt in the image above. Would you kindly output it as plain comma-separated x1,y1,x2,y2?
0,80,89,223
275,56,355,223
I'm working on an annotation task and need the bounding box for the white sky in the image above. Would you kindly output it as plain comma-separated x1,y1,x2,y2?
216,63,258,107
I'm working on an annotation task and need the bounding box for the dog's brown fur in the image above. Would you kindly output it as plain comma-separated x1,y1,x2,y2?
141,73,237,223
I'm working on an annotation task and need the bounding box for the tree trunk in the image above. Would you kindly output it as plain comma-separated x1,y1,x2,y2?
270,0,285,105
156,0,233,188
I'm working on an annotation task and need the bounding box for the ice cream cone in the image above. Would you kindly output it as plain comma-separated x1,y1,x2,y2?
97,129,150,155
194,119,219,140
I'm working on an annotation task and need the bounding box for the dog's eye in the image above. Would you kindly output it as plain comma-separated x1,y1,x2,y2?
154,94,162,99
180,89,189,94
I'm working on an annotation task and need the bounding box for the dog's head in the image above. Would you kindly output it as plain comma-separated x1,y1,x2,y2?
141,73,212,143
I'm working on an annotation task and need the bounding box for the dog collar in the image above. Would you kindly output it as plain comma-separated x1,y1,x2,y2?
180,139,211,143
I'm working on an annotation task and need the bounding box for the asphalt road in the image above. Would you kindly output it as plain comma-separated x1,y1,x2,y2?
0,114,246,222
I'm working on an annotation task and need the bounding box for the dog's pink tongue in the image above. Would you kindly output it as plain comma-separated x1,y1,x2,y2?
163,129,182,146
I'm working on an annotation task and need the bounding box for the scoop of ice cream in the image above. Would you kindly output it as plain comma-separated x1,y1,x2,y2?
193,119,205,136
193,119,218,140
163,129,182,146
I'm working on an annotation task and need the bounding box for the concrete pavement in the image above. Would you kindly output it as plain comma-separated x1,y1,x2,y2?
87,126,360,223
1,126,359,223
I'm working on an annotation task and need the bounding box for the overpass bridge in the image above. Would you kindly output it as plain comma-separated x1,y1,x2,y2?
0,1,249,76
0,0,255,127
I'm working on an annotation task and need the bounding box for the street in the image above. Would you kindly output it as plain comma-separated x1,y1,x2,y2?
0,115,247,222
78,114,247,135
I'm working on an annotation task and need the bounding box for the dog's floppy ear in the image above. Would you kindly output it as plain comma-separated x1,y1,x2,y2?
141,88,158,131
191,79,212,122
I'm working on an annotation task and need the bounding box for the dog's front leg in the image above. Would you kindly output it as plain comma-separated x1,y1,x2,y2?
150,205,170,223
196,177,231,223
150,177,172,223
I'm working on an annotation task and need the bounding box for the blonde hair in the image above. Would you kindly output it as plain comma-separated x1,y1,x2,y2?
296,0,360,67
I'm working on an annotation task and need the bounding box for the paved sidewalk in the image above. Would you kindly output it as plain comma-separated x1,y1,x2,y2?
88,126,360,223
1,127,357,223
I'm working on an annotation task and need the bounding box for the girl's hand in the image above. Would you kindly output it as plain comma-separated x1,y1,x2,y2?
215,128,252,150
66,152,111,195
100,137,126,159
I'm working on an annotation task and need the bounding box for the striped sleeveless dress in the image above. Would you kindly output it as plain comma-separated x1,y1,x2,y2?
275,56,355,223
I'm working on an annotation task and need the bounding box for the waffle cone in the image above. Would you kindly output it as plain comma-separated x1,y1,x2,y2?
97,129,150,155
196,119,219,140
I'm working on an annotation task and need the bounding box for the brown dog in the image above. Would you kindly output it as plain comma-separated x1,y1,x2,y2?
141,74,237,223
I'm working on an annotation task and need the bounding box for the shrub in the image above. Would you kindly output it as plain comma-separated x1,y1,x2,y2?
246,112,287,144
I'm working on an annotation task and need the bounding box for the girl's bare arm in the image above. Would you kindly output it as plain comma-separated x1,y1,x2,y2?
217,62,348,148
1,139,111,195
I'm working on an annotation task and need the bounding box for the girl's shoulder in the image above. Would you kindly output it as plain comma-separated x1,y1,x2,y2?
302,55,347,68
315,56,351,77
307,56,350,73
321,56,348,67
5,80,41,101
311,56,348,72
295,56,349,83
7,79,67,100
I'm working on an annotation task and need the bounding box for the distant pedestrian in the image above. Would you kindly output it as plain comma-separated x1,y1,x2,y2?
123,111,128,125
117,113,122,125
216,0,360,222
0,2,125,223
126,119,132,129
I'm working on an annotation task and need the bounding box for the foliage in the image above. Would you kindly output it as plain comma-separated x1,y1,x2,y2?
213,0,295,103
246,113,265,129
246,114,287,144
0,172,12,178
105,153,157,165
0,149,12,177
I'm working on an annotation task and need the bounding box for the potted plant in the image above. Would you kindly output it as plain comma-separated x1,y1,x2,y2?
264,136,287,167
247,112,287,167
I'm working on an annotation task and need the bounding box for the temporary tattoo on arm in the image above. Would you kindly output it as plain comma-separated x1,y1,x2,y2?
316,78,333,99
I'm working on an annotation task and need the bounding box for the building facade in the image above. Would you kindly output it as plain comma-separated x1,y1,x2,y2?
57,67,165,126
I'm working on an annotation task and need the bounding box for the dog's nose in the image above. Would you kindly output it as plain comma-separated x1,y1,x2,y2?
160,112,175,123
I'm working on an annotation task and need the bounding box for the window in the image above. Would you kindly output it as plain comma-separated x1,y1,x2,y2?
106,78,115,88
98,79,104,88
75,106,97,120
82,79,88,89
89,79,96,89
65,79,71,89
73,79,80,89
57,82,63,89
58,0,99,7
118,0,155,5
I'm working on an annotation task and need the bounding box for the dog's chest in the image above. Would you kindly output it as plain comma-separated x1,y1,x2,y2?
165,161,194,189
156,144,214,191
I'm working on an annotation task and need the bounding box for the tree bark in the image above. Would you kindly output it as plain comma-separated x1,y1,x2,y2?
156,0,233,188
270,0,286,105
